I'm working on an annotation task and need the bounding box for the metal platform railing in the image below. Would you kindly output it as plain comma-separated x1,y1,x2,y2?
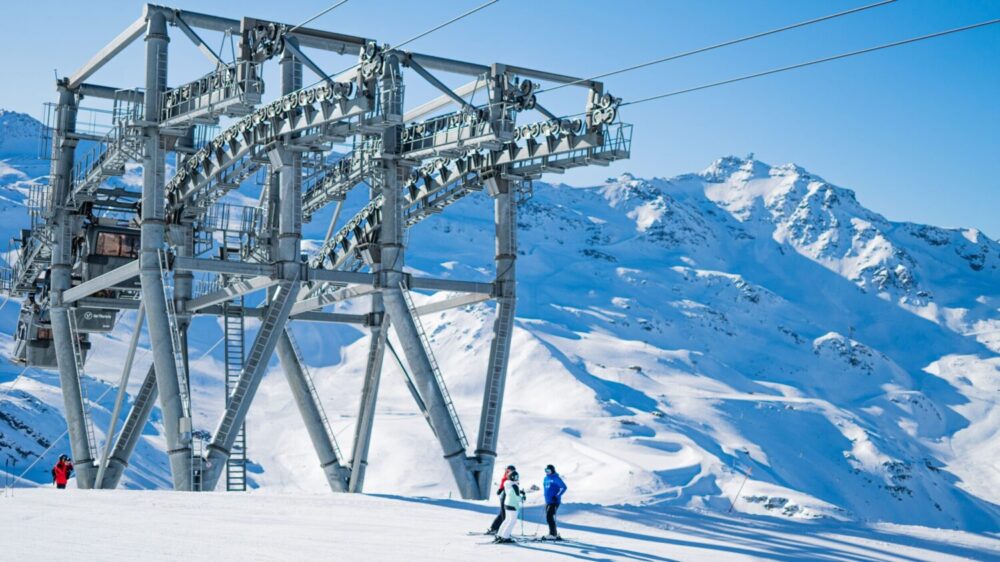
161,61,264,126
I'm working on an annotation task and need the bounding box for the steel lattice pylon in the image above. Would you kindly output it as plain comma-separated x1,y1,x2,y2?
3,4,631,498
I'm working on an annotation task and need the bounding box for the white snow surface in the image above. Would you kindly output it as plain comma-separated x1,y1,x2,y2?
2,109,1000,556
1,488,998,561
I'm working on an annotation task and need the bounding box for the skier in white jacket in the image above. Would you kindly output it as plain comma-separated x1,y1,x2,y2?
494,470,525,543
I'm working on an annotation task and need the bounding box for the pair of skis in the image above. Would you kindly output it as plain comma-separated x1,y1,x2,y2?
471,532,570,546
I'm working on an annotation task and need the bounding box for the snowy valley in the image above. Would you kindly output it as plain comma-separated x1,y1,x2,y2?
2,108,1000,559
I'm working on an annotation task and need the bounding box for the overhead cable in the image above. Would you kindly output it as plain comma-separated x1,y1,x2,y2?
619,18,1000,109
536,0,898,93
543,18,1000,121
299,0,500,92
289,0,352,33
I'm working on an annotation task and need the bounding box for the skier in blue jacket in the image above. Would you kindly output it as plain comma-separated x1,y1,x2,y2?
542,464,567,540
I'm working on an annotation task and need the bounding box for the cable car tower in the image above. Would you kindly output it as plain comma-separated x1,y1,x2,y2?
3,4,630,497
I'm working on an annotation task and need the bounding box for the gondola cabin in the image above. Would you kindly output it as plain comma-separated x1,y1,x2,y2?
11,305,90,368
81,223,141,289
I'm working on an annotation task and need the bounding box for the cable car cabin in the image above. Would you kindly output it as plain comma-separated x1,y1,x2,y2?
81,225,141,288
11,306,91,368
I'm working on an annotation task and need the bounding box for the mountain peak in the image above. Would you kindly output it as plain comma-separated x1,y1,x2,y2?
0,109,44,157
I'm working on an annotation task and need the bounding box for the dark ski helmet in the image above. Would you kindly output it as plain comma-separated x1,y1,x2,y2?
509,471,519,481
59,454,69,462
545,464,556,474
506,464,516,471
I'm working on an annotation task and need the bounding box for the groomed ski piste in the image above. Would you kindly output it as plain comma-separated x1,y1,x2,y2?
2,488,998,561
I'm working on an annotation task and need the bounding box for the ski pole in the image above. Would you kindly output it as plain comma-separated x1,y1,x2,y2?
728,465,753,513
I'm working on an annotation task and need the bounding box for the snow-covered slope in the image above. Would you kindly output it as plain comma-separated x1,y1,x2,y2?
2,109,999,538
3,488,998,561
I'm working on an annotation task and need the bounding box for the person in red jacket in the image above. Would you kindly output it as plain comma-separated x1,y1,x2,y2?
51,455,73,489
486,465,516,535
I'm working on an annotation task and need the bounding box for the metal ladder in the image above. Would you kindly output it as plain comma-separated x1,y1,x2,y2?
221,233,247,491
191,436,205,492
480,197,517,446
215,274,299,455
479,299,514,445
156,250,192,419
67,310,99,456
286,329,344,463
398,282,468,450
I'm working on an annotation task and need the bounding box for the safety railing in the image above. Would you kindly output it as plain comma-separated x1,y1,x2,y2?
161,61,265,126
400,106,511,159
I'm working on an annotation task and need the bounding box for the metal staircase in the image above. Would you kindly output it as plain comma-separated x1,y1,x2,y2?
69,93,145,205
398,283,468,450
222,233,247,491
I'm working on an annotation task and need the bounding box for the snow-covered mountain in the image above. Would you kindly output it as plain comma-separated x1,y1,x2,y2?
2,109,999,533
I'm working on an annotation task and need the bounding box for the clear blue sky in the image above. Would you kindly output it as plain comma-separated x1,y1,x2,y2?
2,1,998,236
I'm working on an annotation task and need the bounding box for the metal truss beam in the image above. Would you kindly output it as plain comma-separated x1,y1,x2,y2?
282,37,334,85
67,14,147,88
195,305,366,324
174,256,275,277
290,284,377,316
173,13,226,68
62,260,139,304
308,269,375,285
409,277,492,295
414,292,491,317
404,79,487,122
187,275,278,312
405,58,473,112
290,311,367,324
78,83,145,102
162,7,240,34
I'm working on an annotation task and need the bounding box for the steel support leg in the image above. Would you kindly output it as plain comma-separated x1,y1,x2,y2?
50,311,98,487
348,306,388,493
100,365,158,489
474,178,517,499
375,53,479,498
382,288,479,497
47,84,98,489
275,330,351,491
139,11,192,491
